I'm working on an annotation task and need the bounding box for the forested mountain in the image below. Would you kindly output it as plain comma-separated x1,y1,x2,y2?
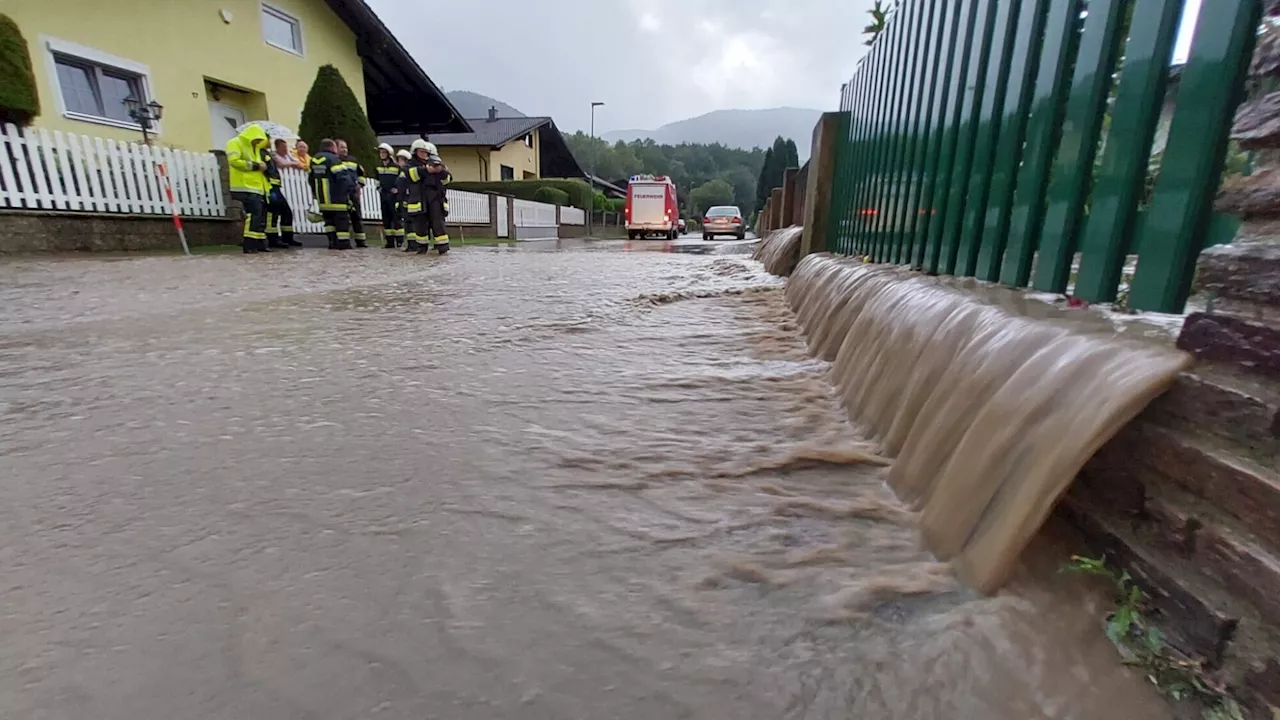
603,108,822,160
566,133,767,215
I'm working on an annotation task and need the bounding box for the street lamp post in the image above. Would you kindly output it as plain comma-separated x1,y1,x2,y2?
122,96,164,146
589,101,604,237
123,95,189,255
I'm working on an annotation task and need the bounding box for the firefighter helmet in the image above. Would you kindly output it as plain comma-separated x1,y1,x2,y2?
396,149,411,160
377,142,394,155
410,139,431,153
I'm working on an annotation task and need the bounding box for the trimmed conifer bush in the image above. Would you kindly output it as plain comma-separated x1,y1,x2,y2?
298,64,377,170
0,14,40,127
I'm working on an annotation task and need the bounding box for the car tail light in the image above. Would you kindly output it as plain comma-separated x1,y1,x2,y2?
703,217,710,224
732,217,741,224
859,208,878,216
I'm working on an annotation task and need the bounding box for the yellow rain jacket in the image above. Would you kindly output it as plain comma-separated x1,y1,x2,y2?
225,124,270,195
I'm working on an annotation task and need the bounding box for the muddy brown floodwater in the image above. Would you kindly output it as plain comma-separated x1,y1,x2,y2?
0,245,1170,719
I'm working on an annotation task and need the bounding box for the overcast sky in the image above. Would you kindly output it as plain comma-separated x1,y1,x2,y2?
366,0,1203,135
365,0,876,134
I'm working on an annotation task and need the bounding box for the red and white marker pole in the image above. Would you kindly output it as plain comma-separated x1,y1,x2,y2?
155,162,191,256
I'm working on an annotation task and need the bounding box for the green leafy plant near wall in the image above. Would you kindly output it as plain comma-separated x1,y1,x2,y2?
298,64,378,172
0,13,40,127
1062,556,1246,720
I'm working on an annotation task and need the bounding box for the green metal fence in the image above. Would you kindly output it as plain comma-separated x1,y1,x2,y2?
826,0,1259,313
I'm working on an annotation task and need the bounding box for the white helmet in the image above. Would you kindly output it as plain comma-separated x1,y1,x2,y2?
424,141,438,155
396,149,411,160
410,139,430,153
377,142,394,155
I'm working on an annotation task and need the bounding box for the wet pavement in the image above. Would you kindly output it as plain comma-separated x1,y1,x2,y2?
0,243,1169,719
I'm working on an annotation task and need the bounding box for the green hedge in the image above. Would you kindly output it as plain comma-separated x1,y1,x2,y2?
449,179,593,209
532,186,570,206
0,14,39,127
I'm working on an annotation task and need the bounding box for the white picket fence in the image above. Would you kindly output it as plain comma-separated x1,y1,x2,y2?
276,168,491,234
0,124,224,215
559,206,585,226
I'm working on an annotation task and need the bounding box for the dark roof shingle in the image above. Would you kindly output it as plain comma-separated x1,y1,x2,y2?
382,117,549,148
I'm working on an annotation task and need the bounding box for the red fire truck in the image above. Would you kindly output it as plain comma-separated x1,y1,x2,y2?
625,175,679,240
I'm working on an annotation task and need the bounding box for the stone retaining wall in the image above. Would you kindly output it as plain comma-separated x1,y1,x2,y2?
1061,241,1280,716
0,210,240,254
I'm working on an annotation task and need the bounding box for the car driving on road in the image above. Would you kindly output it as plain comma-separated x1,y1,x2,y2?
702,206,745,240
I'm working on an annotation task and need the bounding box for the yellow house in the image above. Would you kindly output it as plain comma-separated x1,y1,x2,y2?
383,108,585,183
6,0,469,151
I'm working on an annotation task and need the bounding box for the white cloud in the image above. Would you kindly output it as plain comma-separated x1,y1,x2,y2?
365,0,877,133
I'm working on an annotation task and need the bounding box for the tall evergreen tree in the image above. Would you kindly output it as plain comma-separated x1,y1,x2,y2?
298,64,377,170
783,139,801,169
0,14,39,127
755,146,775,212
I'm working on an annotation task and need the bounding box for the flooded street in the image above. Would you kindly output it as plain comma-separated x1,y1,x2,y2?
0,245,1168,719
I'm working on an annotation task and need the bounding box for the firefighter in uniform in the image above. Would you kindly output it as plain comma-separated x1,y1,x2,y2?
263,139,299,249
395,149,411,245
225,124,271,253
336,139,368,248
404,140,452,256
309,138,359,250
375,143,404,248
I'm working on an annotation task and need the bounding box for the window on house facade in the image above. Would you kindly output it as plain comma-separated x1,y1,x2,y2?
262,4,304,55
53,54,146,125
524,134,533,148
500,164,515,181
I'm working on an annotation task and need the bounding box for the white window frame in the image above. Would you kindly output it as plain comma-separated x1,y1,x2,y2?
261,3,305,57
40,35,158,135
524,134,534,148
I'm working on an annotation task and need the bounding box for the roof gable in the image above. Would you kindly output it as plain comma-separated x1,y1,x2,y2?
321,0,470,134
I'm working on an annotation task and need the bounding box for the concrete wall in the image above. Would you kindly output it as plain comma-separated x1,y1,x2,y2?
0,210,240,253
1055,243,1280,714
11,0,365,152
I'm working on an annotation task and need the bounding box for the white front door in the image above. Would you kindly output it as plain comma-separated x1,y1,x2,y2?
208,102,246,151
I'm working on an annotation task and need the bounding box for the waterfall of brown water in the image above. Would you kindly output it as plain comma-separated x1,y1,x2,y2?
751,227,804,276
784,254,1194,594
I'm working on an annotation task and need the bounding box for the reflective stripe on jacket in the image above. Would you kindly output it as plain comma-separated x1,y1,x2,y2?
225,125,270,195
376,162,401,195
309,151,358,212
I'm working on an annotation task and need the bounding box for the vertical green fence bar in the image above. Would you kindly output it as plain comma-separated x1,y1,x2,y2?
841,80,862,254
937,0,999,275
975,0,1052,281
1074,0,1184,303
899,0,949,267
1032,0,1127,294
841,54,876,254
922,0,981,273
833,76,862,254
885,0,935,264
1129,0,1259,312
841,54,871,253
866,0,910,260
955,0,1023,276
855,37,896,254
827,82,852,252
855,21,896,254
871,4,915,261
911,0,966,268
999,0,1083,288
